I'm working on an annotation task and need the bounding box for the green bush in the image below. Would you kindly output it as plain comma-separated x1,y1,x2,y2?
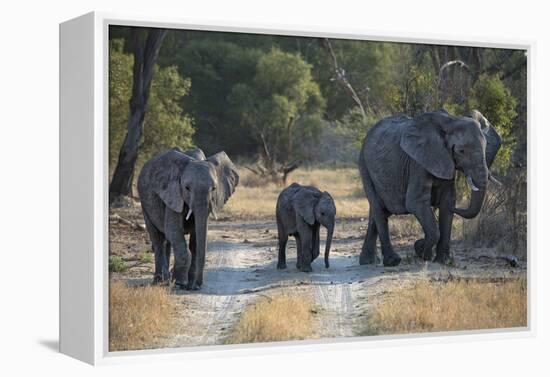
109,256,128,273
109,39,195,165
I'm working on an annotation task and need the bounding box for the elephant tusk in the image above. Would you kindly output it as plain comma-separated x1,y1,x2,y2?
186,209,193,220
466,176,480,192
489,174,503,186
211,210,218,220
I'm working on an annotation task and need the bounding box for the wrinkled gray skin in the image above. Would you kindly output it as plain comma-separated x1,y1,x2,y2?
276,183,336,272
359,109,501,266
137,147,239,290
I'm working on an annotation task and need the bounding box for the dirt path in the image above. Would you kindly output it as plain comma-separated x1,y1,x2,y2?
112,218,525,349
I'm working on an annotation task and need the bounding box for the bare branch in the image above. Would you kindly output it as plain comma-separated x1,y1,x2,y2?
438,59,470,84
321,38,367,119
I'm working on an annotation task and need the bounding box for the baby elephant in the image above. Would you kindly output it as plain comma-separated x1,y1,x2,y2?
276,183,336,272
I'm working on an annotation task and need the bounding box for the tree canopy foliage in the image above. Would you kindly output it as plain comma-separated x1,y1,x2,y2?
109,38,194,165
109,27,527,177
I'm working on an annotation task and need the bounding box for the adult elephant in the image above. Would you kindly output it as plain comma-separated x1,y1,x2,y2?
137,147,239,290
358,109,501,266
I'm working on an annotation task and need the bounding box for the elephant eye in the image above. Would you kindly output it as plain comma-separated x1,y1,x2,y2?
185,185,190,191
321,212,325,216
212,186,217,191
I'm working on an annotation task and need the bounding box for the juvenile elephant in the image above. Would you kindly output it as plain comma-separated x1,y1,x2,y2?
137,147,238,290
358,109,501,266
276,183,336,272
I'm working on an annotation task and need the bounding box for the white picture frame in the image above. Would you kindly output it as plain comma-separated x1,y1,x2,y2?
59,11,534,365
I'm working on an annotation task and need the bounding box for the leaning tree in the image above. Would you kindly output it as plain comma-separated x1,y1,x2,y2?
109,28,167,202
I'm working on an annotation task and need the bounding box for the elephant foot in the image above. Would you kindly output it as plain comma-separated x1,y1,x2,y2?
359,250,379,265
414,239,432,261
433,251,450,265
153,273,170,285
187,281,202,291
174,279,189,290
300,264,313,273
277,261,287,270
382,252,401,267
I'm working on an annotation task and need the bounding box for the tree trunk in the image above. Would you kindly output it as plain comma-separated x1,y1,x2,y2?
109,28,167,202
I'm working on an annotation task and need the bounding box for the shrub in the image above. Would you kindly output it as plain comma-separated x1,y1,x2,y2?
462,168,527,259
109,256,128,273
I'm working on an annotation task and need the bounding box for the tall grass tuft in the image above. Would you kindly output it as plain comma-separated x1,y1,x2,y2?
109,280,175,351
226,294,315,344
365,277,527,335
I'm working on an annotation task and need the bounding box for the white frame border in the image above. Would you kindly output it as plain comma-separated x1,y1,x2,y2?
61,11,535,365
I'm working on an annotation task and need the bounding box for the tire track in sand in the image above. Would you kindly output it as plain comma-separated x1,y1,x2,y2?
163,241,258,348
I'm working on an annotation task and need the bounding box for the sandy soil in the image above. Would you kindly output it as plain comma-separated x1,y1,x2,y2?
110,207,526,349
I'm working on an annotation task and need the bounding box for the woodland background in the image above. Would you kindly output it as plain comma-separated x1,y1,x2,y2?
109,26,527,254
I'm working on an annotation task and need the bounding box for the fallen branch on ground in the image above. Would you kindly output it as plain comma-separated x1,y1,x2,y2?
109,213,146,231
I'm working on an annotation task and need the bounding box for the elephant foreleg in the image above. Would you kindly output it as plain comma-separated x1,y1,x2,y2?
433,208,453,264
408,204,439,261
298,228,313,272
165,210,191,289
406,174,440,261
311,224,320,261
360,212,379,265
434,184,455,264
187,232,198,287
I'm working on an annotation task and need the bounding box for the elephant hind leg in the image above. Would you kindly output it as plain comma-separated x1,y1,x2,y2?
360,213,380,265
361,169,400,267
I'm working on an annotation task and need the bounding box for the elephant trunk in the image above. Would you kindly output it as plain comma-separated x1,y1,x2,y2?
324,224,333,269
453,173,488,219
193,202,209,285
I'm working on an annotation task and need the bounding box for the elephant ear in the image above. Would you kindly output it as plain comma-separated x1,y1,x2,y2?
470,110,502,168
207,151,239,213
292,188,318,226
400,110,456,180
183,147,206,161
151,150,191,213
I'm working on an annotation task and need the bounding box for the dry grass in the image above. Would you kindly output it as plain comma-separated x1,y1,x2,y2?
109,280,175,351
222,167,370,220
226,293,315,344
365,277,527,335
462,171,527,259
